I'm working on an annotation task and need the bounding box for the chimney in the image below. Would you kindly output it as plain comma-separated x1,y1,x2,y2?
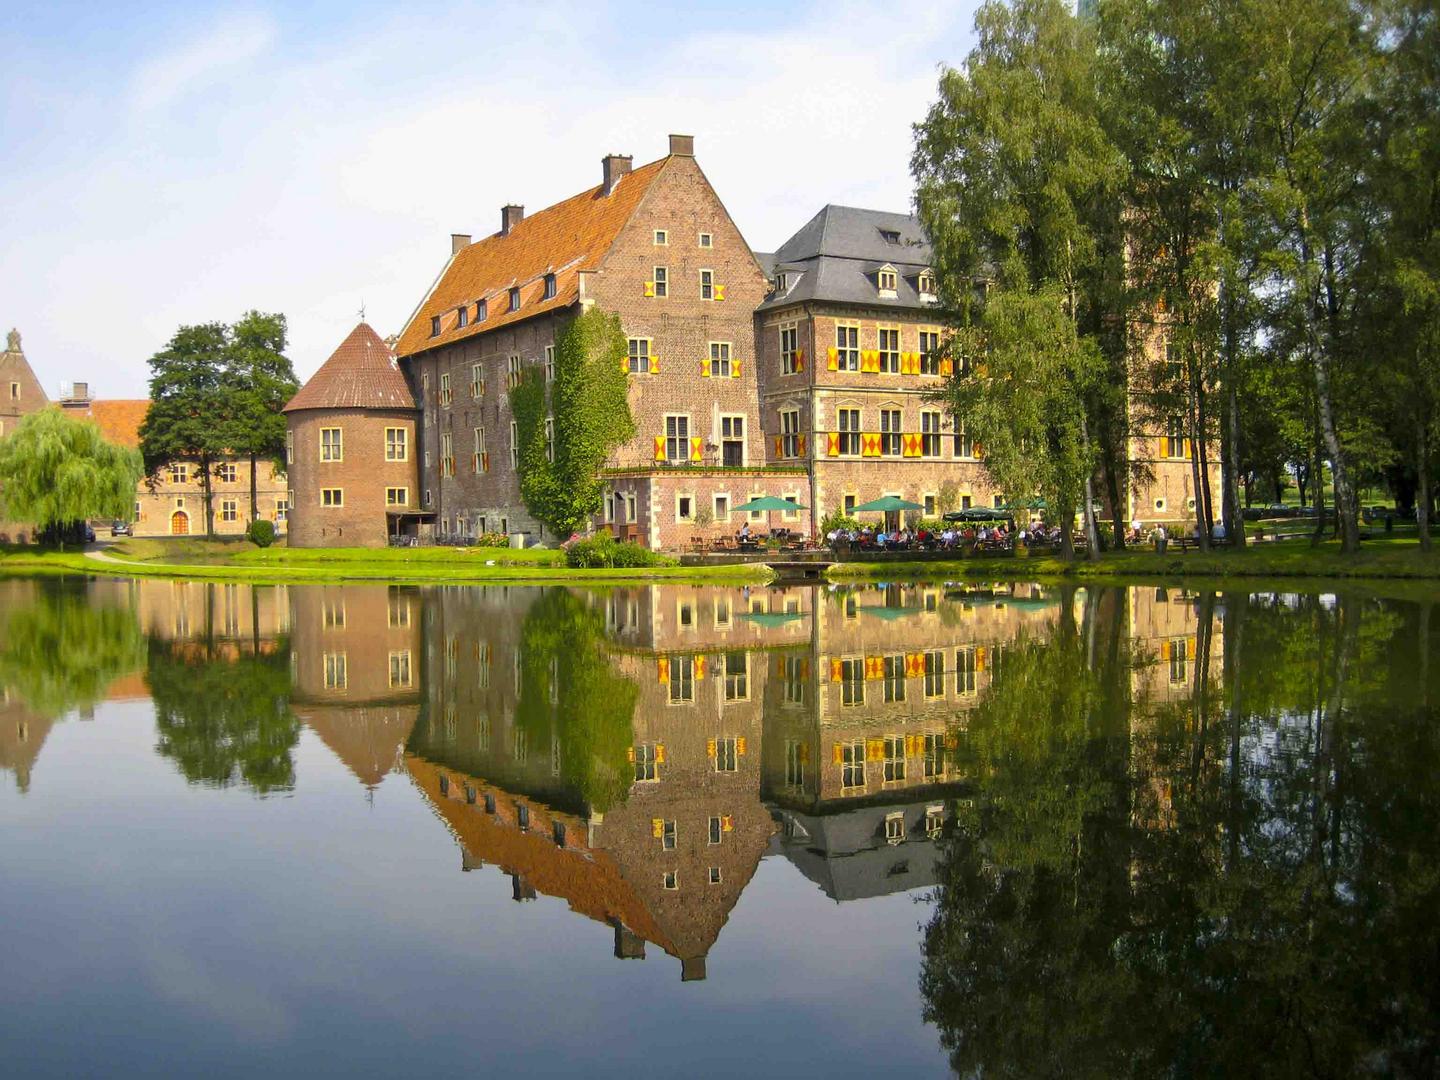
501,204,525,236
668,133,695,157
72,381,89,401
681,956,707,982
450,233,471,256
601,153,633,196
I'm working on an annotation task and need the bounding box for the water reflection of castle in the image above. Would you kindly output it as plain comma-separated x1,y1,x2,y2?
0,577,1220,978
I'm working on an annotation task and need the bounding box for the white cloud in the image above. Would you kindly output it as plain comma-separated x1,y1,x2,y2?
129,11,277,113
2,2,976,398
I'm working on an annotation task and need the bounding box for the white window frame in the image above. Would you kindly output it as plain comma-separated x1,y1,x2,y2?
779,323,799,374
320,427,343,462
385,427,408,462
835,323,860,371
321,488,343,508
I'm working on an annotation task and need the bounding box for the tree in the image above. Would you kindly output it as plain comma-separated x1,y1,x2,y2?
913,0,1126,559
223,311,297,525
0,407,142,544
139,323,232,537
0,578,146,717
510,307,635,538
148,627,299,795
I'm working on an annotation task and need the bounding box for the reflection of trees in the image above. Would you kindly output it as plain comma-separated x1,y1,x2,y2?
921,590,1440,1077
0,579,146,717
514,588,636,814
148,631,298,795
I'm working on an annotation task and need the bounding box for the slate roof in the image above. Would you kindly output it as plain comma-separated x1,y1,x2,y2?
393,157,667,358
283,322,416,414
758,204,938,313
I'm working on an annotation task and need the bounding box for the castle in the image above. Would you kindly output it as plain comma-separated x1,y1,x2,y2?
283,133,1217,550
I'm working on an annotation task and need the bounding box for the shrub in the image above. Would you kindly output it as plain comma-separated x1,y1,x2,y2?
565,535,674,568
915,518,948,534
246,519,276,548
820,508,862,535
475,532,510,548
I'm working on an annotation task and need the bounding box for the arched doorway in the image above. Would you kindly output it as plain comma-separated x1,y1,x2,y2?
170,510,190,536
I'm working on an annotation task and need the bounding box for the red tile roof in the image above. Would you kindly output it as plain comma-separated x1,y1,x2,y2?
283,322,416,413
63,400,149,449
393,157,668,358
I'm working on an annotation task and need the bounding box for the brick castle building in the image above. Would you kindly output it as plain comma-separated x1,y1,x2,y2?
281,133,1219,549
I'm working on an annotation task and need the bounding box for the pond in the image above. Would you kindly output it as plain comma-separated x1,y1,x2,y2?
0,575,1437,1077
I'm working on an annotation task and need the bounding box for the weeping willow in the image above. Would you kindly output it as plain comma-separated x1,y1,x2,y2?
0,407,143,535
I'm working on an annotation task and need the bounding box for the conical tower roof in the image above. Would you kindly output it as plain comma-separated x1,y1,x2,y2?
283,323,416,413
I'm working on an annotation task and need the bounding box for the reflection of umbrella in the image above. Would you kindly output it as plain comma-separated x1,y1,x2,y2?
860,606,919,621
733,496,808,537
739,611,807,627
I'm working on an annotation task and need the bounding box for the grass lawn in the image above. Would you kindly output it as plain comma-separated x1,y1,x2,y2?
0,542,771,585
828,536,1440,583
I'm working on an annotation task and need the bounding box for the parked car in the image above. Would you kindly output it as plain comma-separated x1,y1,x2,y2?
111,521,132,537
83,524,96,543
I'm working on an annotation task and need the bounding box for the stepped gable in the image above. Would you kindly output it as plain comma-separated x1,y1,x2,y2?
393,157,667,358
283,322,416,413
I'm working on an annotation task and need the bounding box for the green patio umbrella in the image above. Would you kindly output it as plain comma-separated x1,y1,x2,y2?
852,495,926,532
732,496,807,538
852,495,925,513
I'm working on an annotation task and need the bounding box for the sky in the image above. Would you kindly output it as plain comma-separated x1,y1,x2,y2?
0,1,980,398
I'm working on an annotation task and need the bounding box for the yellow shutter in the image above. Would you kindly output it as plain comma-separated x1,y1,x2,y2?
694,655,707,680
722,814,734,832
657,657,670,683
732,360,742,379
833,743,844,765
830,657,843,682
644,281,655,298
627,747,636,762
649,354,660,374
690,436,703,462
701,359,711,377
655,743,666,764
707,738,717,758
976,646,987,672
827,347,838,371
866,737,885,762
774,436,783,457
1184,438,1192,459
940,358,953,376
715,284,726,301
654,435,667,462
736,737,747,755
1186,636,1196,660
1161,640,1172,661
652,818,664,838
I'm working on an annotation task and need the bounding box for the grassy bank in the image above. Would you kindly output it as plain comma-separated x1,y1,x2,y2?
827,537,1440,582
0,542,773,585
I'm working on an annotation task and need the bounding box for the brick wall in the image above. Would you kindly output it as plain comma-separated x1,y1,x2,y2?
131,456,289,537
590,154,770,471
286,407,419,548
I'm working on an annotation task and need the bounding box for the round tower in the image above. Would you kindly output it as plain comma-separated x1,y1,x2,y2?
282,323,420,548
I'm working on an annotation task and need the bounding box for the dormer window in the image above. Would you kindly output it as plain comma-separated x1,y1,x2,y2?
476,298,487,322
774,273,787,293
509,287,521,312
456,305,469,328
918,270,937,299
877,267,898,296
880,228,901,245
543,273,556,299
430,315,441,337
